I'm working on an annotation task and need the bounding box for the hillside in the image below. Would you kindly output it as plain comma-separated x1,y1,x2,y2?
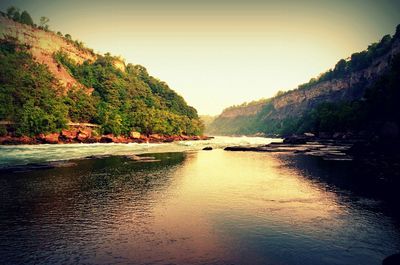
208,24,400,138
0,11,204,143
0,14,96,91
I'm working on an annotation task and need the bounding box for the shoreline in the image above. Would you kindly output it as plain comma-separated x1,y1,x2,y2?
0,130,214,145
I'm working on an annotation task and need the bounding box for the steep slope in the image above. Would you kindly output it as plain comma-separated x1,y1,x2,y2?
206,99,270,135
208,25,400,137
0,14,95,91
0,12,204,141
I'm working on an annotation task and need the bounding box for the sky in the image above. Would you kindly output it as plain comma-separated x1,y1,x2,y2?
1,0,400,115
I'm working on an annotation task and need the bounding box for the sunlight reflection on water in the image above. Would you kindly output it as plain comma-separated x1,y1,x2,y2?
0,145,399,265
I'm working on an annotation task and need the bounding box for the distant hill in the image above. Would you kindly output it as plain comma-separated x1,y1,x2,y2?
0,11,203,138
200,115,216,129
208,24,400,139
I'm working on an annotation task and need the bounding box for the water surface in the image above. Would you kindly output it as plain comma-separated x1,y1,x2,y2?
0,138,399,265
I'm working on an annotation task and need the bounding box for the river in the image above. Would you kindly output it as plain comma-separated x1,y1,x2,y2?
0,137,399,265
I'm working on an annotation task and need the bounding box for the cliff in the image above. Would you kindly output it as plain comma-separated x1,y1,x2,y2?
208,26,400,136
219,99,269,118
271,38,400,119
0,15,95,91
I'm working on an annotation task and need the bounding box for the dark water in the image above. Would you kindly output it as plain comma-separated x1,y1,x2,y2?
0,150,399,265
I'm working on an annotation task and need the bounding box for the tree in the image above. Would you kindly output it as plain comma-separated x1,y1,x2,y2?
394,24,400,39
39,16,50,30
20,11,34,26
12,10,21,22
334,59,347,76
6,6,18,18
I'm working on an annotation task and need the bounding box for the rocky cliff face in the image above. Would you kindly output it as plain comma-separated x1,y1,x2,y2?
219,100,268,118
209,35,400,135
271,38,400,119
0,15,95,91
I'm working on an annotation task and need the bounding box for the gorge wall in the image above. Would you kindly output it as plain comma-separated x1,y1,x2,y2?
271,38,400,119
208,30,400,136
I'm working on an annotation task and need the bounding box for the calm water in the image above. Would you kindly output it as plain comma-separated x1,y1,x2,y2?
0,137,399,265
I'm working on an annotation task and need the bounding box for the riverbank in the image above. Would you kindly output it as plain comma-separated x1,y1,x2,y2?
0,128,213,145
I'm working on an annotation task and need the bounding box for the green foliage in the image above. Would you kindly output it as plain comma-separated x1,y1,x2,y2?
271,53,400,136
0,125,7,136
210,24,400,137
12,10,21,21
210,53,400,137
0,37,202,137
0,38,67,136
64,89,98,123
39,16,49,30
17,99,67,136
1,8,202,137
54,51,203,136
296,31,398,91
207,102,275,135
6,6,18,18
20,11,34,26
5,7,34,27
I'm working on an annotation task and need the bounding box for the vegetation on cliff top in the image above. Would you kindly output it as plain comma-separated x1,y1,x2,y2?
277,25,400,97
1,7,95,55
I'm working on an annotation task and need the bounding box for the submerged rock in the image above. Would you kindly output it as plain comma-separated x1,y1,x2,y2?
203,147,213,150
85,154,111,159
304,132,315,137
383,253,400,265
224,140,353,160
126,155,159,162
283,135,308,144
224,146,261,152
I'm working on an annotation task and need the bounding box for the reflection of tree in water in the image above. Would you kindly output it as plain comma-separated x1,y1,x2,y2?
80,152,186,194
0,152,187,265
76,152,187,223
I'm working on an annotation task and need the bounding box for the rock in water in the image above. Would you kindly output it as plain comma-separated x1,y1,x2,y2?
203,147,213,150
283,135,308,144
383,253,400,265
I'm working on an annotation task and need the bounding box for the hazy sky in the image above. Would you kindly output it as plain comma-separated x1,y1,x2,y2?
1,0,400,115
